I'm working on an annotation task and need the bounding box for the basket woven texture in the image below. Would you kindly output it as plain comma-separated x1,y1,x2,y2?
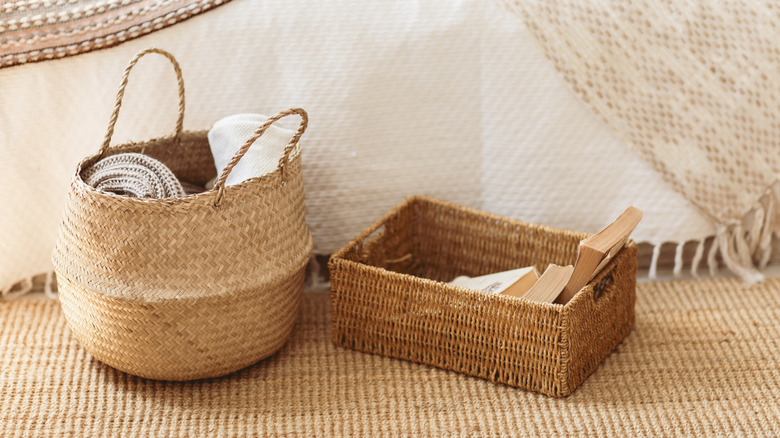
329,196,637,397
52,48,313,381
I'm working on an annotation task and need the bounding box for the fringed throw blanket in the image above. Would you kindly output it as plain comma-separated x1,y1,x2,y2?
504,0,780,283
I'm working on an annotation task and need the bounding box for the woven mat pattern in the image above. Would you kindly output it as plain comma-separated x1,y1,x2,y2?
2,279,780,436
0,0,231,68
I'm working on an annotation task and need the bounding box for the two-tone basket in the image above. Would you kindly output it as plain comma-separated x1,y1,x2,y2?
329,196,636,397
52,48,313,381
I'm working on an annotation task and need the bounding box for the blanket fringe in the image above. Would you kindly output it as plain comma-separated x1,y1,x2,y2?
1,276,34,301
759,189,776,268
717,225,765,285
710,188,780,285
625,186,778,282
691,238,705,278
707,233,720,277
673,241,685,277
44,271,58,299
648,242,662,280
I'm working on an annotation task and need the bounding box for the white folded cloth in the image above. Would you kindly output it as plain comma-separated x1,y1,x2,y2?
208,113,296,186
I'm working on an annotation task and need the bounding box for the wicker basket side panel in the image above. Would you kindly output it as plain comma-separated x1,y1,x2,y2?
330,261,568,397
357,203,419,274
562,243,638,395
53,154,312,301
412,199,583,282
56,264,305,381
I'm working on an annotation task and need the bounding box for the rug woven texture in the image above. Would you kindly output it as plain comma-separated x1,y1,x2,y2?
2,278,780,436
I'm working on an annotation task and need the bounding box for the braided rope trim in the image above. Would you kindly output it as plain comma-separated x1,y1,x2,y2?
0,0,232,69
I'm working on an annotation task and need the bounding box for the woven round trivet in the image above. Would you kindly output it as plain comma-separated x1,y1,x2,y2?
52,48,313,381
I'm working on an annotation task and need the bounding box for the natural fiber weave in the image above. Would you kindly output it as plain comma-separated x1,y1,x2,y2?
502,0,780,283
2,280,780,436
51,48,313,381
0,0,232,68
330,196,637,397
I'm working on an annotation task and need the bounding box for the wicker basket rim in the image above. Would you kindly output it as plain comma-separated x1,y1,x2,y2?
330,255,569,311
332,195,591,260
330,195,636,310
406,197,640,259
72,131,303,208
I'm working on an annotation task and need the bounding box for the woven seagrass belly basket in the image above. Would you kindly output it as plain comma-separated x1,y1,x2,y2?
52,48,313,381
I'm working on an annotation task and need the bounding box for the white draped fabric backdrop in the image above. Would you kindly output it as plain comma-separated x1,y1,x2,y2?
0,0,716,296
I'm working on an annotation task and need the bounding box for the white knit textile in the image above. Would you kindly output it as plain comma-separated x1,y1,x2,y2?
208,114,296,187
0,0,714,295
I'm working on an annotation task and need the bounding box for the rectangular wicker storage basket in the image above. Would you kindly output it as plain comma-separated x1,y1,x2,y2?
329,196,637,397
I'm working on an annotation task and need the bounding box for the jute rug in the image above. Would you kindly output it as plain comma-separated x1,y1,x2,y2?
2,279,780,436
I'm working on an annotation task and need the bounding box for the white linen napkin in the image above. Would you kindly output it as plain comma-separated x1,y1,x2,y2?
208,113,296,186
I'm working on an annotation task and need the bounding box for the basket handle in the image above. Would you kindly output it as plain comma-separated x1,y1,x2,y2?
98,48,186,159
212,108,308,206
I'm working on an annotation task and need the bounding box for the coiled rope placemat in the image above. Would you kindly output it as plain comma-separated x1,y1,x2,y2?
81,152,186,198
2,278,779,436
